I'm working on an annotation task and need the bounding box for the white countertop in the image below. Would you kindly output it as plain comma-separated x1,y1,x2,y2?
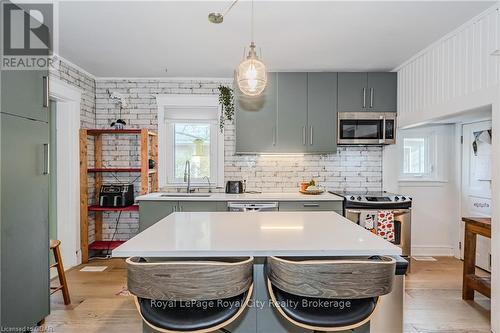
112,211,401,258
136,191,343,202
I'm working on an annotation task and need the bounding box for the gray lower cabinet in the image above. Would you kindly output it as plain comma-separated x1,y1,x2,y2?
139,201,178,231
1,72,50,327
338,72,397,112
307,73,338,153
178,201,222,212
139,201,225,231
235,73,277,154
279,201,342,215
276,73,308,153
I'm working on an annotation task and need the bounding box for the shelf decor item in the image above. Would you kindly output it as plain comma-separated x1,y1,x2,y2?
218,85,235,131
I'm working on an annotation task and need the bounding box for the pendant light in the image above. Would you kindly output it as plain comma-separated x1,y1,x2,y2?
235,0,267,97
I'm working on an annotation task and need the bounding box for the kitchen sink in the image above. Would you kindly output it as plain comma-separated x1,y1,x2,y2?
160,193,212,198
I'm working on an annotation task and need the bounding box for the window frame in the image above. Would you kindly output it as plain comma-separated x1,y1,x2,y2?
399,128,440,181
156,95,224,188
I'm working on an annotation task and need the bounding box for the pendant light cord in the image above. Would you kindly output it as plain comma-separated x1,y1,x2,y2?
251,0,254,43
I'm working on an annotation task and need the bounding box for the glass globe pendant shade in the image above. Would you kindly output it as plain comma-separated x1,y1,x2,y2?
235,42,267,96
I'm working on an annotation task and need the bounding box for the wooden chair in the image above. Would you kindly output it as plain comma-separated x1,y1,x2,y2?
266,256,396,332
50,240,71,305
126,256,254,333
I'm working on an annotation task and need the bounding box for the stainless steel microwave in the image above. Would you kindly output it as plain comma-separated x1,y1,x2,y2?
337,112,396,145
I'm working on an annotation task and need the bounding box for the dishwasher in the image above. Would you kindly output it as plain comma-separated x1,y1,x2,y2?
227,202,279,212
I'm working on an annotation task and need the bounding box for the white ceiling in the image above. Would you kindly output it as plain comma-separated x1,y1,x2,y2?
58,1,495,78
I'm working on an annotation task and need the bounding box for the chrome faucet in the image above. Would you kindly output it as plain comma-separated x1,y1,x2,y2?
203,176,212,193
184,160,193,193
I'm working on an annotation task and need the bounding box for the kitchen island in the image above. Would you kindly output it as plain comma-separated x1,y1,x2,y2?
113,212,406,333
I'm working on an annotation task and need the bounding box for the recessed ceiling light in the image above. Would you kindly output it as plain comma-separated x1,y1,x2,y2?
165,68,168,72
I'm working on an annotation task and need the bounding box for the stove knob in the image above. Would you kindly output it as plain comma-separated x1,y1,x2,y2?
350,196,355,200
394,196,399,201
357,196,362,201
402,196,406,201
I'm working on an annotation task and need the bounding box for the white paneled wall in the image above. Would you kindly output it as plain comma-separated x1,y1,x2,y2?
397,4,499,127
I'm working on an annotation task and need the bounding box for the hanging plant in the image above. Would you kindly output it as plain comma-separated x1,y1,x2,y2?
218,85,235,132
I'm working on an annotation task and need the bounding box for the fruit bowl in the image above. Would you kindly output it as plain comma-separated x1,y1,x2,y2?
299,188,325,195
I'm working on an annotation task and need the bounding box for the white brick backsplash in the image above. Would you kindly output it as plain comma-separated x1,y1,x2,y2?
52,76,385,243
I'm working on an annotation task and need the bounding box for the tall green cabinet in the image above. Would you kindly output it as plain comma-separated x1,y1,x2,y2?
1,69,50,328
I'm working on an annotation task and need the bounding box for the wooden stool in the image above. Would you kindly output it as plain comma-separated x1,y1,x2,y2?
127,256,253,333
462,217,491,300
267,256,397,332
50,240,71,305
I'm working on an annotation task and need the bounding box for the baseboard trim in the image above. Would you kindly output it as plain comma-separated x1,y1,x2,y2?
411,246,454,256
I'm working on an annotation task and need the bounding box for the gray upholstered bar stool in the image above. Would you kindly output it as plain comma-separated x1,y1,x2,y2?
126,257,254,333
266,256,396,332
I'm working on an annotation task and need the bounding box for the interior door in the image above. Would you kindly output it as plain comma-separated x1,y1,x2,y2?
461,121,492,272
276,72,308,152
1,113,49,327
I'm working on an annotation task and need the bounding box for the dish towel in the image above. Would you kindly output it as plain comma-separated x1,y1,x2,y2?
377,211,395,242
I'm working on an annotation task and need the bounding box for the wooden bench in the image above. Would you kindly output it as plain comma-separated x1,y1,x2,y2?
462,217,491,300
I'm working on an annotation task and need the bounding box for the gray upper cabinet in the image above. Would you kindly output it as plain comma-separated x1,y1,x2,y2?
235,71,395,153
366,72,397,112
338,72,368,111
276,73,308,153
1,71,48,122
307,73,338,153
235,73,277,154
338,72,397,112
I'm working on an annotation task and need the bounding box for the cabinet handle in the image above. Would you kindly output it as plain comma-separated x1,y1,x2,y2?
303,203,319,207
42,143,50,175
362,88,366,108
173,206,177,212
272,126,276,146
302,126,306,145
42,76,49,108
370,88,374,108
310,126,313,145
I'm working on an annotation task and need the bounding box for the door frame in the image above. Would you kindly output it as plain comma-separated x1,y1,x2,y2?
458,120,492,266
49,77,81,269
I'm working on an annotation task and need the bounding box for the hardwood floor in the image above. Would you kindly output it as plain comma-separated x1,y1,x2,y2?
44,257,491,333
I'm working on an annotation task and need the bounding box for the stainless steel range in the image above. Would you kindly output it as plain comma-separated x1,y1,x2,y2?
330,191,412,259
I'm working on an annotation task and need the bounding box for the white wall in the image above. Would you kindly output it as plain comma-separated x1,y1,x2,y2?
383,125,459,256
393,3,500,331
396,4,499,128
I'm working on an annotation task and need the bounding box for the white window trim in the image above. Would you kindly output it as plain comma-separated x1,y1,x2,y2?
398,127,448,182
156,94,224,188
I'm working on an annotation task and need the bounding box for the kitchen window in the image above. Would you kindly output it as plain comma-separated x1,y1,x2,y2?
399,127,441,181
156,95,224,188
